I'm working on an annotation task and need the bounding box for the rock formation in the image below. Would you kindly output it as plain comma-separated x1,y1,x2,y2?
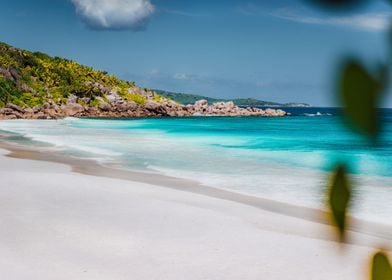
0,42,287,120
0,94,287,119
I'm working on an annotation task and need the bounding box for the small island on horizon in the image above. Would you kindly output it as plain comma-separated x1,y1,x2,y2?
154,89,311,108
0,42,312,120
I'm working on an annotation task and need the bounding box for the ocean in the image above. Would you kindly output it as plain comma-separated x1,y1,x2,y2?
1,107,391,224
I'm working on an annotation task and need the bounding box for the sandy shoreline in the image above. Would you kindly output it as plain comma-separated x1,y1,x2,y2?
0,138,391,279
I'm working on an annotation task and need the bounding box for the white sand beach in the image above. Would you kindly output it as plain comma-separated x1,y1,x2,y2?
0,146,390,280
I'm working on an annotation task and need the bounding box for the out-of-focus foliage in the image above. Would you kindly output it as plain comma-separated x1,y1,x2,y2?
338,59,387,138
304,0,392,278
371,252,392,280
327,165,351,240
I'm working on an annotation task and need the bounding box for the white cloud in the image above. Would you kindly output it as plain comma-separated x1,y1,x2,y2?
274,9,391,31
70,0,155,30
173,73,190,80
238,4,391,32
149,69,160,75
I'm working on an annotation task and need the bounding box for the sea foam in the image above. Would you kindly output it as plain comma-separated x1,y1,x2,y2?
1,110,392,225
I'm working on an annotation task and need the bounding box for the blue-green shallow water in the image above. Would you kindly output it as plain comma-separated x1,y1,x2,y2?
1,107,391,224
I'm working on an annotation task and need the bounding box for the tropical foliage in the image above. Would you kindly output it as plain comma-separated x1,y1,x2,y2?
307,0,392,279
0,42,145,108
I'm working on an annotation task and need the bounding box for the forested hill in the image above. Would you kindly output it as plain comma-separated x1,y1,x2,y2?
154,90,310,107
0,42,288,119
0,41,151,108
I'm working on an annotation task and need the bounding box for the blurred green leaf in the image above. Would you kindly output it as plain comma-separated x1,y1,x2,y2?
338,59,386,138
371,251,392,280
327,165,351,240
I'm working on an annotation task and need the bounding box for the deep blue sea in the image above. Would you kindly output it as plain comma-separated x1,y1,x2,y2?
1,107,391,224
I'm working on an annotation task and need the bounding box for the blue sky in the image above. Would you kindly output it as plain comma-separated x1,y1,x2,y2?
0,0,391,106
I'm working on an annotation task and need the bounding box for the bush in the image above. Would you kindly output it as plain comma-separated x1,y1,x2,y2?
0,42,166,109
0,78,20,107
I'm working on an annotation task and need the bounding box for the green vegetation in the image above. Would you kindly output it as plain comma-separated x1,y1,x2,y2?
153,90,222,105
371,252,392,280
306,0,392,278
127,94,147,105
0,42,148,108
0,42,307,110
0,78,19,106
327,165,351,241
117,88,147,105
154,89,310,107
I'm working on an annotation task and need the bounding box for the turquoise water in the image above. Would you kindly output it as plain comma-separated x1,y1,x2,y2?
1,108,391,224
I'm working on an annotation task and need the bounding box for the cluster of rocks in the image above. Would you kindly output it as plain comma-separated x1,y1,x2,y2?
185,100,287,117
0,87,287,119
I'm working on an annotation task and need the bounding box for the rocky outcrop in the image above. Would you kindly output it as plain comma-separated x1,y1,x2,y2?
183,100,287,117
0,43,288,120
61,103,85,116
0,94,287,120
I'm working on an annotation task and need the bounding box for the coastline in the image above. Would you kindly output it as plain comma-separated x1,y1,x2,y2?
0,99,288,120
0,136,391,279
0,136,391,244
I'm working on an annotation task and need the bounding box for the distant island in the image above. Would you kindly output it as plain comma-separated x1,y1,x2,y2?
154,90,310,107
0,42,288,119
